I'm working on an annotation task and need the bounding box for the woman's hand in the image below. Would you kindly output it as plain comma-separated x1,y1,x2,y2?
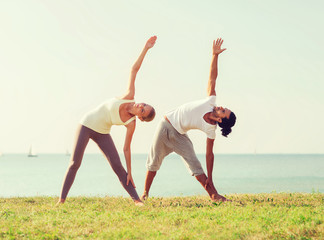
145,35,157,49
213,38,226,55
127,173,136,188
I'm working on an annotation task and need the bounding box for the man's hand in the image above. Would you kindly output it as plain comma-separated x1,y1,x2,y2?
213,38,226,55
145,36,157,49
127,173,136,188
204,177,214,189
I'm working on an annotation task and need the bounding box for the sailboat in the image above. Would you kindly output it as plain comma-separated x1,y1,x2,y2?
65,149,71,156
28,145,38,157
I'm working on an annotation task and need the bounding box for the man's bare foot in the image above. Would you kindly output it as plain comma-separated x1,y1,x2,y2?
141,192,148,201
211,194,231,202
134,200,144,206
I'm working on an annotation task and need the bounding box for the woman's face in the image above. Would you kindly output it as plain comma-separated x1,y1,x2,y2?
134,103,153,121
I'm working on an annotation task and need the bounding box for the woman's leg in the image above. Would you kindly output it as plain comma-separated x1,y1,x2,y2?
92,133,140,201
59,125,90,202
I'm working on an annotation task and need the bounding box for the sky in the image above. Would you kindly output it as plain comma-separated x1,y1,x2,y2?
0,0,323,154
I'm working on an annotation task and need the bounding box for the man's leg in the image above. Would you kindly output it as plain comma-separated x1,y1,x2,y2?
142,170,157,200
195,174,228,202
171,132,228,202
143,119,172,200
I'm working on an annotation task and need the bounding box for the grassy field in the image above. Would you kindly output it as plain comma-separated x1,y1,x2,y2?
1,193,323,239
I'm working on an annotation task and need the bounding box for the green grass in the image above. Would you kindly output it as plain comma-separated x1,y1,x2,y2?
1,193,323,239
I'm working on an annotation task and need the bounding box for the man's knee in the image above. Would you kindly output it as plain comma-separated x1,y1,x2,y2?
146,164,161,172
146,155,163,172
192,168,205,176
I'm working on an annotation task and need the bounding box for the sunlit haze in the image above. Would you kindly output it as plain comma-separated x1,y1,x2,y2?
1,0,323,154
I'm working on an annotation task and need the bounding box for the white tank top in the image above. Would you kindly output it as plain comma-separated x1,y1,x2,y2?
165,96,217,139
80,98,136,134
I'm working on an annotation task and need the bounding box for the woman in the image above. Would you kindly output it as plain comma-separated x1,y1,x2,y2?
58,36,157,206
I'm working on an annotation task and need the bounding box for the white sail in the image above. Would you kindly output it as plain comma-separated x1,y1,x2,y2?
28,145,38,157
65,149,71,156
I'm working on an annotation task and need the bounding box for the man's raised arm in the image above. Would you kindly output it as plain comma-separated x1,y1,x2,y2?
207,38,226,96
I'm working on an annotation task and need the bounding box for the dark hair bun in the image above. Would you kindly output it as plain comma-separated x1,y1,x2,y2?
221,128,232,137
218,111,236,137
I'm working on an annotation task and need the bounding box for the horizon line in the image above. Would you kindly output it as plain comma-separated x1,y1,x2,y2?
1,152,324,155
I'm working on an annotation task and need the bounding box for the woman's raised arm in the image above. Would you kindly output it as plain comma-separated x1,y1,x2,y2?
122,36,157,100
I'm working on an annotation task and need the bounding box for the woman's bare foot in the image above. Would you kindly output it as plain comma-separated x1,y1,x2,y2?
134,200,144,206
56,198,65,206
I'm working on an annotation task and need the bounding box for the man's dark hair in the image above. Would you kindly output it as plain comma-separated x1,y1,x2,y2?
218,112,236,137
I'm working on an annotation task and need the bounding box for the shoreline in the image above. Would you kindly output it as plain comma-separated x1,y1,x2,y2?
1,192,324,198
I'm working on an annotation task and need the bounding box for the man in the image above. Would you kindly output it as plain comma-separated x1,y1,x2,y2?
142,38,236,202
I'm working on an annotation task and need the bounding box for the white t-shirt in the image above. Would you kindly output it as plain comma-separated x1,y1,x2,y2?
165,96,217,139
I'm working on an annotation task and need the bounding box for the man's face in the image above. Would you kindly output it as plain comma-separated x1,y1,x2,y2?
214,106,231,122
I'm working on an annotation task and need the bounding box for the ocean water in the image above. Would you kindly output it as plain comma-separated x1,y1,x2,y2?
0,154,323,198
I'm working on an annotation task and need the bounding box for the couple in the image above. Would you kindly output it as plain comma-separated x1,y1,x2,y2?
57,36,236,206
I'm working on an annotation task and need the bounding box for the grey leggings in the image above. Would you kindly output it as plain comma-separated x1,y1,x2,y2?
60,125,139,201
